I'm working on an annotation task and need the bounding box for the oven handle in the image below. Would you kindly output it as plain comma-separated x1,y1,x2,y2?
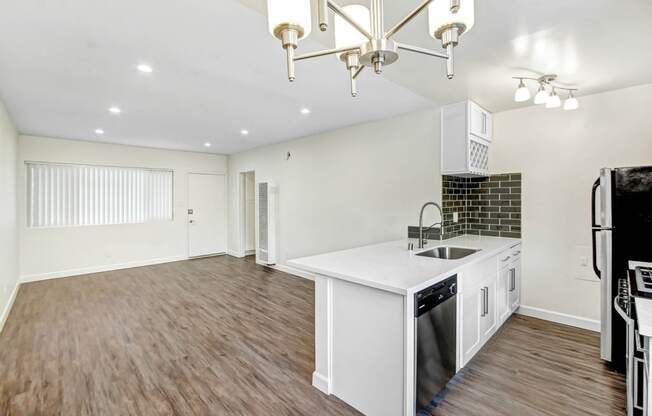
615,295,635,416
614,296,632,324
635,330,650,380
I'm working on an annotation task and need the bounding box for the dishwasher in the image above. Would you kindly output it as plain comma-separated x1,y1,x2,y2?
415,274,457,414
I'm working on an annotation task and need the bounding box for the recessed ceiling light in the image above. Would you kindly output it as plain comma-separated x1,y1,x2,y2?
240,129,249,136
108,106,122,114
300,108,311,115
137,64,153,73
204,142,211,147
95,128,105,135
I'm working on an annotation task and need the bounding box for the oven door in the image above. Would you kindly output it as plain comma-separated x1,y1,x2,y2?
630,301,649,416
617,293,650,416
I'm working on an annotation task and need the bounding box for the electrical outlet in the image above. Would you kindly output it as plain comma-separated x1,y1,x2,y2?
453,212,459,223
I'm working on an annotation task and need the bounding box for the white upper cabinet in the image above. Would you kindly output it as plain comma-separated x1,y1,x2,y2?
469,101,492,141
441,100,493,177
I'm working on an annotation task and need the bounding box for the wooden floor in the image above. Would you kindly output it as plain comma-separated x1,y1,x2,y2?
0,256,624,416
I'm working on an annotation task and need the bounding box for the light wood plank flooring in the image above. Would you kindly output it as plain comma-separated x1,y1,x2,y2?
0,255,624,415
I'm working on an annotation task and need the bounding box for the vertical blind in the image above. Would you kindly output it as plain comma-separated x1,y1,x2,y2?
26,162,173,228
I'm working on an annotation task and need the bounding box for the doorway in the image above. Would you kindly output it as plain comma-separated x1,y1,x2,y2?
187,173,227,257
239,171,256,259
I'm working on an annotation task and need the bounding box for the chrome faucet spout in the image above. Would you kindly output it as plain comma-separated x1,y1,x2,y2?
418,202,444,249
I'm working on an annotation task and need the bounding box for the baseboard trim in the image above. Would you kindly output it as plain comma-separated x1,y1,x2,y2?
227,249,245,258
312,371,330,394
0,282,20,334
20,255,187,283
516,305,600,332
245,249,256,256
273,264,315,281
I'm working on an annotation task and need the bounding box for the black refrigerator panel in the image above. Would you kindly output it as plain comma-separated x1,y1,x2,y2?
613,166,652,267
609,166,652,373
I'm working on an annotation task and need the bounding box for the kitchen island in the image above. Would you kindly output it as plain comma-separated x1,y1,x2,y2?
288,235,522,416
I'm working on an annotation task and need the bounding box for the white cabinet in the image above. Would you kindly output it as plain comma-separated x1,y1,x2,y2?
441,100,493,177
460,257,498,366
479,274,497,339
469,101,492,141
460,243,522,367
509,257,521,312
497,244,522,324
461,285,482,365
497,267,511,324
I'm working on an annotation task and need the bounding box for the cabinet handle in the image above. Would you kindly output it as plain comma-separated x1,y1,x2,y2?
514,251,521,256
480,287,486,317
484,286,489,315
501,256,511,262
509,269,515,292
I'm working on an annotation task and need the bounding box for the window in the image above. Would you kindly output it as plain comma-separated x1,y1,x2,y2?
26,162,173,228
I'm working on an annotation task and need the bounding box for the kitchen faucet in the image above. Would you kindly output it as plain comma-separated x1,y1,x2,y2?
418,202,443,249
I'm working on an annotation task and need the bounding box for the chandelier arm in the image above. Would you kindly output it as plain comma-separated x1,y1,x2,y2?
511,77,578,91
511,76,540,82
327,0,373,40
396,42,448,60
352,66,364,80
318,0,328,31
293,46,361,62
551,86,578,92
384,0,436,39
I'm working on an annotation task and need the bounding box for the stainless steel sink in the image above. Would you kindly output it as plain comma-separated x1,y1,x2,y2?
416,246,480,260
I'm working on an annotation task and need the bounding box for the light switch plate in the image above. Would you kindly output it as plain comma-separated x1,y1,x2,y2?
453,212,459,223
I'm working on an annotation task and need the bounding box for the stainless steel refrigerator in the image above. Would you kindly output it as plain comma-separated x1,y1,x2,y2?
593,166,652,372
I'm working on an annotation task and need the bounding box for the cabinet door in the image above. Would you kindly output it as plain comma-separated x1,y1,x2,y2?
480,275,497,340
484,111,493,141
461,285,483,366
469,102,486,139
509,259,521,311
497,267,510,324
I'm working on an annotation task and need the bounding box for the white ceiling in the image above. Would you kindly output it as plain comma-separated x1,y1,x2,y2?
0,0,430,154
0,0,651,154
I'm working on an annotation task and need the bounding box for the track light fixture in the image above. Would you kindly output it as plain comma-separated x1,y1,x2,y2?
513,78,531,102
512,74,579,110
267,0,475,97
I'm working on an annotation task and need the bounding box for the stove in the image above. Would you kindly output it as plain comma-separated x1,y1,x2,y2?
630,262,652,299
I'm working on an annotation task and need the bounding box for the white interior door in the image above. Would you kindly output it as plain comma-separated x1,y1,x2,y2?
188,173,227,257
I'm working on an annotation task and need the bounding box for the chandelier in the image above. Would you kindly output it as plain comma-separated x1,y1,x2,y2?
513,74,579,111
266,0,475,97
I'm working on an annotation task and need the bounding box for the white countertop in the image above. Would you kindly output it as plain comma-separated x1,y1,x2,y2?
288,235,521,295
636,297,652,337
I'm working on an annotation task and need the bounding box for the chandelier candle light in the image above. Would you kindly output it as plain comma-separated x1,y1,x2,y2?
267,0,475,97
512,74,579,111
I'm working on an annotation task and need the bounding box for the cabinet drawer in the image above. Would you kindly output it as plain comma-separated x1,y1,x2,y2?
498,251,513,270
511,244,522,260
461,257,495,293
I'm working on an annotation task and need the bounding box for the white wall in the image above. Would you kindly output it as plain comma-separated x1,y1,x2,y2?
0,100,19,329
227,109,442,267
19,136,227,281
492,84,652,322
